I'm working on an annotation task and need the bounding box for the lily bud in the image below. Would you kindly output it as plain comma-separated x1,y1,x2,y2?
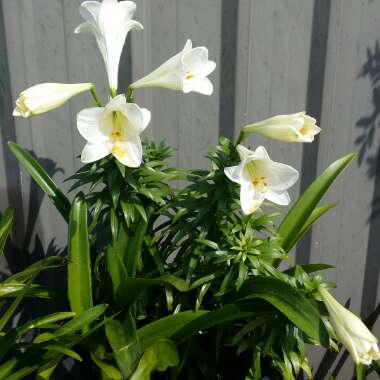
320,287,380,365
75,0,143,92
243,112,321,143
13,83,93,118
131,39,216,95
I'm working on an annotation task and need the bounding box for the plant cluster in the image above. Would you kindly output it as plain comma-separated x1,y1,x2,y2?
0,1,379,379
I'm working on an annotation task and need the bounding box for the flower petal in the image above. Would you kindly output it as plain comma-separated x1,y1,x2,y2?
236,145,253,161
81,143,110,163
141,108,151,132
252,146,270,160
240,183,264,215
263,161,299,191
202,60,216,76
105,94,127,111
266,189,290,206
224,164,244,184
77,107,107,144
111,132,142,167
182,47,209,75
184,77,213,95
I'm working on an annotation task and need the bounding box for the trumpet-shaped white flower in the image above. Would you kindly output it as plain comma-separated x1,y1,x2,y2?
243,112,321,143
77,94,151,167
224,145,299,215
131,39,216,95
320,287,380,365
13,83,93,118
75,0,143,91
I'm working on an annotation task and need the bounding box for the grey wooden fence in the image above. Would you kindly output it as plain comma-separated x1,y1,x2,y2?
1,0,380,378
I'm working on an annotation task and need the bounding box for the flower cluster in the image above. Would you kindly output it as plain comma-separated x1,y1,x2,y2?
11,0,379,369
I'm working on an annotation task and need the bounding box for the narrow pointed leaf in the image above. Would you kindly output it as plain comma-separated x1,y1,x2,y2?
0,208,13,255
278,153,355,253
105,314,140,378
130,339,179,380
285,204,336,252
68,193,93,316
8,142,70,222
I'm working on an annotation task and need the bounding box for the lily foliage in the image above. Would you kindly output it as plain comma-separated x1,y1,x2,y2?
1,1,379,379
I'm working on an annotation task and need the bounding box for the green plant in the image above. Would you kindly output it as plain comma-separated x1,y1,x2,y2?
2,1,379,379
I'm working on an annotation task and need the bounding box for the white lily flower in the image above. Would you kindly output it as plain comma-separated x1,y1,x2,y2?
13,83,93,118
243,112,321,143
75,0,143,91
77,94,151,167
224,145,299,215
131,39,216,95
320,287,380,365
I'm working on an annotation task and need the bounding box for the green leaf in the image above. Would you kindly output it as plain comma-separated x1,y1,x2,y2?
277,153,355,253
121,275,190,307
5,256,64,284
36,304,108,342
125,215,149,277
91,353,122,380
0,208,13,255
105,314,140,378
0,267,41,331
236,277,329,344
284,204,336,252
0,283,63,299
138,311,207,352
284,263,334,276
0,312,75,361
106,221,130,309
8,142,70,222
44,345,82,362
68,193,93,316
36,356,62,380
130,339,179,380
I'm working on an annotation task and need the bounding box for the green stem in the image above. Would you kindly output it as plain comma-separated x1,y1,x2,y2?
91,86,102,107
126,86,134,103
235,131,246,147
110,88,118,98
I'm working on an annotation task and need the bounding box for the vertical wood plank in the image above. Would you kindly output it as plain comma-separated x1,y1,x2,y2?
235,0,314,203
310,0,380,377
176,0,221,170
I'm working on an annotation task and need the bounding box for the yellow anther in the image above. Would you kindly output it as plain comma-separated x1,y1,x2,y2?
186,72,194,80
251,176,268,194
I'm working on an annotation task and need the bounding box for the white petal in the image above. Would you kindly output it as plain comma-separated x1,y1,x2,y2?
111,132,142,167
184,77,213,95
203,60,216,76
141,108,151,132
240,184,264,215
224,163,244,184
126,20,144,31
263,161,299,191
236,145,253,161
183,39,193,52
105,94,127,111
81,143,110,163
77,107,106,144
121,103,144,133
182,47,209,74
266,189,290,206
252,146,270,160
79,1,101,23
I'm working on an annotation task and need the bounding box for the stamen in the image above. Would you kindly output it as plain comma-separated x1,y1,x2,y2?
186,71,194,80
251,176,268,194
